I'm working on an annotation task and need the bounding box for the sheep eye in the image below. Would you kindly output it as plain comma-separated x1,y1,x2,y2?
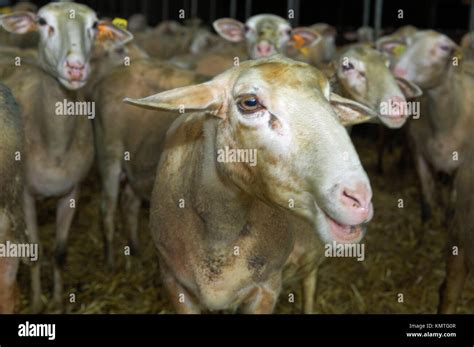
115,47,126,55
92,21,99,29
238,95,263,113
439,44,450,52
38,17,47,26
245,25,255,34
342,62,355,71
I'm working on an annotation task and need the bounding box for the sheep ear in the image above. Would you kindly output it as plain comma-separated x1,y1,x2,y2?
156,20,182,35
96,20,134,47
290,27,322,47
396,77,422,99
0,11,38,34
124,81,225,118
317,24,337,39
376,36,407,57
213,18,245,42
330,93,378,126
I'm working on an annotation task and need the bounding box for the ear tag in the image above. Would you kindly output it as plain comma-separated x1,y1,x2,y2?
97,24,112,42
292,34,310,56
0,7,12,14
112,17,128,30
393,44,406,57
299,47,310,56
292,34,306,49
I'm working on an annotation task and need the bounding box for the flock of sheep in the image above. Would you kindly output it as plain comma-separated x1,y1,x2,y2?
0,1,472,314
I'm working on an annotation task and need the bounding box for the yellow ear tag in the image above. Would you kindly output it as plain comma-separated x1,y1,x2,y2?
454,49,463,61
299,47,310,56
112,17,128,30
393,44,406,57
0,7,12,14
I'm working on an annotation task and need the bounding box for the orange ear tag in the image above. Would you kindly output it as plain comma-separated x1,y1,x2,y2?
97,23,116,42
292,34,306,49
292,34,310,56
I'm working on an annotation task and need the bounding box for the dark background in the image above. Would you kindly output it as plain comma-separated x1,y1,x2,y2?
4,0,473,39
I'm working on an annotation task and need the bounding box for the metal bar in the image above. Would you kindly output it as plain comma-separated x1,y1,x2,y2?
162,0,169,20
120,0,127,18
287,0,294,25
374,0,383,39
108,0,116,17
428,0,438,29
245,0,252,19
363,0,371,27
470,0,474,31
191,0,198,18
230,0,237,18
337,0,344,31
184,0,190,19
294,0,300,26
141,0,147,15
210,0,216,21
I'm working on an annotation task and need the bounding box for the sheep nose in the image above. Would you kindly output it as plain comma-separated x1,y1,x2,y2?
339,182,373,224
393,66,408,78
65,60,86,80
255,42,274,57
383,96,408,118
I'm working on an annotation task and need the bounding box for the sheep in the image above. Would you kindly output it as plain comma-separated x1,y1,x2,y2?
125,56,377,313
0,2,132,312
0,83,25,314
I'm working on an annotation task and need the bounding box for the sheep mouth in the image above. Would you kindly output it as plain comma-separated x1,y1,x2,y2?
378,113,408,128
324,212,365,243
58,76,88,90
